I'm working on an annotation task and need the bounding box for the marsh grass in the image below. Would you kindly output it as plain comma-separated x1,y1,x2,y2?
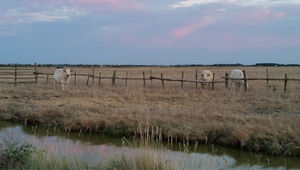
28,152,96,170
0,66,300,156
0,135,181,170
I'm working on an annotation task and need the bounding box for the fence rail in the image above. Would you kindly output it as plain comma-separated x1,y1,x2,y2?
0,64,299,93
221,77,300,81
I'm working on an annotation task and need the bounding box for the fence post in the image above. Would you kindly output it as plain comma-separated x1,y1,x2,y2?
34,62,37,84
92,68,95,85
46,74,49,84
212,73,215,90
225,73,229,88
112,71,116,86
125,71,128,86
150,69,153,87
86,74,90,86
14,64,17,85
195,69,198,89
266,68,269,87
74,71,77,85
181,71,184,88
284,73,287,93
243,70,247,92
161,73,165,87
98,72,101,86
143,71,146,87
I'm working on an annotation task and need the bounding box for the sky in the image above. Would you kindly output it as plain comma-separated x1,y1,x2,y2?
0,0,300,65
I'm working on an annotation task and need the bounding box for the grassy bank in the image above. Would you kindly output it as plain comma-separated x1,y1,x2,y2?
0,84,300,156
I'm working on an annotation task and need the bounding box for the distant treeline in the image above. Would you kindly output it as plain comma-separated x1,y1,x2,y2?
0,63,299,67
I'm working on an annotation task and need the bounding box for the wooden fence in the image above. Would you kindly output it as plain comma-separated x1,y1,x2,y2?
0,65,299,93
0,63,38,84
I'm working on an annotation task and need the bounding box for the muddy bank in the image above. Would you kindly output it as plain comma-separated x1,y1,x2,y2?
0,85,300,156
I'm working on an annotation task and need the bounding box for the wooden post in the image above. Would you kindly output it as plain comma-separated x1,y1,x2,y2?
34,62,37,84
86,74,90,86
98,72,101,86
125,71,128,86
225,73,229,88
150,69,153,87
112,71,116,86
181,71,184,88
266,68,269,86
14,64,17,85
74,71,77,85
92,68,95,85
243,70,247,92
161,73,165,87
46,74,49,84
284,73,287,93
195,69,198,89
212,73,215,90
143,71,146,87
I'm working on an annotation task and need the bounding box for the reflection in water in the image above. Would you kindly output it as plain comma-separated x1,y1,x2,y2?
0,121,299,169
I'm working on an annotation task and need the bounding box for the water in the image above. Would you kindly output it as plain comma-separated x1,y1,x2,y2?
0,121,299,170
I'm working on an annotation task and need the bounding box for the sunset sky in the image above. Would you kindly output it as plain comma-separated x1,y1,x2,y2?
1,0,300,65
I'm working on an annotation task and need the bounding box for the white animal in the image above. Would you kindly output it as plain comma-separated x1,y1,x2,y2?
230,69,248,89
53,68,71,90
199,70,213,88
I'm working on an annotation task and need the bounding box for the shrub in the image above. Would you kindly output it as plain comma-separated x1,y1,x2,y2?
0,139,35,169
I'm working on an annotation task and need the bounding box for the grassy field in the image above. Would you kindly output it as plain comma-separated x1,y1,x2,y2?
0,66,300,156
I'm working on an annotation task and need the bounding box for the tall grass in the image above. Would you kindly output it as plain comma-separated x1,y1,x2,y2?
0,71,300,156
0,136,181,170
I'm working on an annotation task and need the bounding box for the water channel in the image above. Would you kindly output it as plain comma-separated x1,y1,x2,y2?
0,121,299,169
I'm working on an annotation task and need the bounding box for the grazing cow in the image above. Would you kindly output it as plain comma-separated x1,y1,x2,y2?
199,70,213,88
53,68,71,90
230,69,248,89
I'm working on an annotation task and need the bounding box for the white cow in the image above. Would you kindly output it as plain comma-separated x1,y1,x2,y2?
230,69,248,89
53,68,71,90
199,70,213,88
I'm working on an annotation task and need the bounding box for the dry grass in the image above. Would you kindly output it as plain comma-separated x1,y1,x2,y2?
0,66,300,156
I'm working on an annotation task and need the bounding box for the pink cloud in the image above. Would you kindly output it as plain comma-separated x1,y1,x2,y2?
274,12,285,18
144,31,300,51
232,8,286,26
171,16,214,39
250,8,272,19
187,33,300,51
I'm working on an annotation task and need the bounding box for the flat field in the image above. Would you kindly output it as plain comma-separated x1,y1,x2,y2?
0,66,300,156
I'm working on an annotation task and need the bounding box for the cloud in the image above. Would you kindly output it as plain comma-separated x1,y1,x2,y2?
0,31,14,36
229,8,286,26
94,26,118,31
0,6,87,24
274,12,285,18
169,0,300,9
210,34,300,50
249,9,285,19
169,0,218,9
76,0,142,11
171,16,214,38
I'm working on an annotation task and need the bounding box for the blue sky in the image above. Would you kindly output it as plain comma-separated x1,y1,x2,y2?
0,0,300,65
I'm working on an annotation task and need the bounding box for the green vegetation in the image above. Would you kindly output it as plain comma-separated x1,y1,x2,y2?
0,139,35,169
